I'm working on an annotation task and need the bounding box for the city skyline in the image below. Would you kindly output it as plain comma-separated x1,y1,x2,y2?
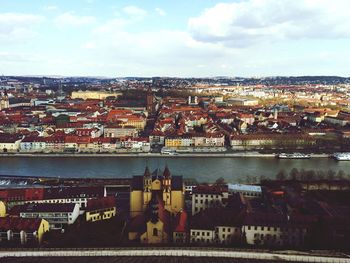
1,0,350,77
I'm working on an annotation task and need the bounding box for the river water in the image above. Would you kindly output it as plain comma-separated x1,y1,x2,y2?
0,157,350,183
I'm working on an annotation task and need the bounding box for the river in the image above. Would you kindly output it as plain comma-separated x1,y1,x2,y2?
1,156,350,183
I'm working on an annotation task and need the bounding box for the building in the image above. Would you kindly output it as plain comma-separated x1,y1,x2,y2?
188,96,198,105
130,166,184,217
230,134,315,150
146,88,155,115
228,184,262,198
191,185,228,215
104,126,138,138
0,188,44,207
0,90,9,110
26,186,105,211
165,137,194,148
85,197,117,222
0,134,22,153
71,90,121,100
227,98,259,106
128,166,185,244
18,203,80,230
242,212,309,247
0,201,6,217
190,208,243,245
0,217,49,244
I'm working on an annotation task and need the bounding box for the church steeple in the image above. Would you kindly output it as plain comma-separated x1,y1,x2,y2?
144,166,151,178
150,193,159,224
163,164,171,178
144,166,151,192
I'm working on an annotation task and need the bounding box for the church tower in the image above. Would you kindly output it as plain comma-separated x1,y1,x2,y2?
143,166,152,210
162,165,171,206
146,88,154,115
0,90,9,110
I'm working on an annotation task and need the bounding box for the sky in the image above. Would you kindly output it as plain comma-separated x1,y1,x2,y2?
1,0,350,77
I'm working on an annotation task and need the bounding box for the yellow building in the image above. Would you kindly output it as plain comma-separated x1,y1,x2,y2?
165,137,194,148
0,201,6,217
130,166,184,217
128,166,186,244
85,197,117,222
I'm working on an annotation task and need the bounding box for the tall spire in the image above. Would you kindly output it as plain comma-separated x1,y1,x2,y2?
163,164,171,178
144,166,151,177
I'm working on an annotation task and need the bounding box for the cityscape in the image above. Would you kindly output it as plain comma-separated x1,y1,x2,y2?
1,0,350,262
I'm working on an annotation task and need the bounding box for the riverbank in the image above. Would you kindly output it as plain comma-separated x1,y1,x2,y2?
0,152,331,158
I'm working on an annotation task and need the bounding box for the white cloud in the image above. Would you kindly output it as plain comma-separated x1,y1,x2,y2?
188,0,350,47
0,13,44,43
54,12,96,27
80,16,232,76
155,8,166,17
43,5,58,11
122,6,147,20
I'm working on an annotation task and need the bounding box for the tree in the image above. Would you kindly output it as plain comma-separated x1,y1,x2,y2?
276,170,287,181
337,170,345,180
289,168,300,181
327,169,336,180
305,170,316,181
316,170,325,180
215,177,226,186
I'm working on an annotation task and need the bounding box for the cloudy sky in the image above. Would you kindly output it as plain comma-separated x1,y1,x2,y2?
1,0,350,77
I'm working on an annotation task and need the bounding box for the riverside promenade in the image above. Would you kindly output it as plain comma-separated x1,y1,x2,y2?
0,152,331,158
0,248,349,262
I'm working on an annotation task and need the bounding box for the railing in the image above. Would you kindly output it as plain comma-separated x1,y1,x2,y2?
0,248,349,262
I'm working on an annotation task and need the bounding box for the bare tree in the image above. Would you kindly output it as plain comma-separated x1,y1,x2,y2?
289,168,300,180
276,170,287,181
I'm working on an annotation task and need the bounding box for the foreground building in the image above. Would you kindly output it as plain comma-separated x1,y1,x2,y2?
128,166,186,244
85,196,117,222
0,217,49,244
17,203,80,230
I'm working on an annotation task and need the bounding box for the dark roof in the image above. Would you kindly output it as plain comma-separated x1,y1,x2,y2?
0,217,42,232
43,186,104,199
18,203,76,213
163,165,171,178
193,185,228,195
86,197,116,212
9,97,31,104
190,208,244,230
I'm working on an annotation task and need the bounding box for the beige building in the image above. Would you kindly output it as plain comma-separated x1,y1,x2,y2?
71,90,121,100
104,126,138,138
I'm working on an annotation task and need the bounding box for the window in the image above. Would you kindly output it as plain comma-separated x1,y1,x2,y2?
153,228,158,236
207,232,210,236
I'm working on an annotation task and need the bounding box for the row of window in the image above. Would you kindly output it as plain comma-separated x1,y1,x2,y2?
194,194,221,198
247,226,302,232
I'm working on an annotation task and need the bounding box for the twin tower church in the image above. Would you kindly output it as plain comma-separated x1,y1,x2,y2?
128,166,187,244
